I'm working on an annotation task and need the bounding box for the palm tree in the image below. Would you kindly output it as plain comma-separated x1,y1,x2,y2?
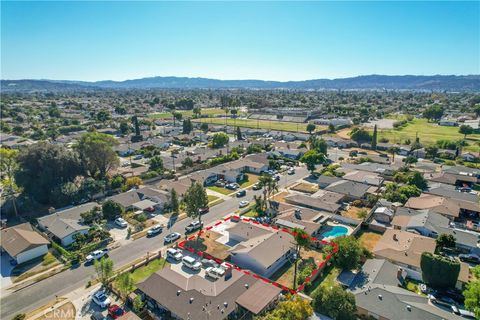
292,228,311,290
258,174,279,213
388,146,399,163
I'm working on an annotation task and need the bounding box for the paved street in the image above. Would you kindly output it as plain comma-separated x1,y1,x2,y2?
0,166,308,319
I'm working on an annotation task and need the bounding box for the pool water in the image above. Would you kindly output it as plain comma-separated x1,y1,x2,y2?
322,226,348,238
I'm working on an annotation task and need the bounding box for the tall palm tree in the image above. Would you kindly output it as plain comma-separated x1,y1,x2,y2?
258,174,279,213
292,228,311,290
388,146,399,163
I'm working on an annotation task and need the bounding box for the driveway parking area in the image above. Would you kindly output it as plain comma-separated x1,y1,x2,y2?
0,253,14,289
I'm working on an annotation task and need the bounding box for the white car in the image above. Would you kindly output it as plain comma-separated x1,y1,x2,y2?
288,168,295,175
114,217,128,228
166,248,183,261
206,266,225,279
86,249,109,263
147,225,163,237
185,220,203,233
239,200,249,208
182,256,202,270
92,290,111,308
164,232,181,243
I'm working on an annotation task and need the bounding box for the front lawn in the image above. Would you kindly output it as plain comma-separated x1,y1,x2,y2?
240,174,260,188
208,186,233,195
130,258,169,284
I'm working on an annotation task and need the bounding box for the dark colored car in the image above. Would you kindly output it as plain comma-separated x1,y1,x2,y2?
199,207,209,215
236,190,246,197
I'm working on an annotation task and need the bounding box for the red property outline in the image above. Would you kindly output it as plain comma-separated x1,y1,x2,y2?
177,215,339,295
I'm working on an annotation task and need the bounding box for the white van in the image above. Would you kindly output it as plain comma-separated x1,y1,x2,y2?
182,256,201,270
166,248,183,261
206,267,225,279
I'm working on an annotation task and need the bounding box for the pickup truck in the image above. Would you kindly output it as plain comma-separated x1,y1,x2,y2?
86,249,109,263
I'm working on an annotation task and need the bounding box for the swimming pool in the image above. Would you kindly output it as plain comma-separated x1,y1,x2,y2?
322,226,349,238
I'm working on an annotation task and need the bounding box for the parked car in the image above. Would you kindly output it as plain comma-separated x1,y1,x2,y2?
215,180,226,187
239,200,249,208
144,207,155,213
199,207,209,215
86,249,109,263
226,183,239,190
114,217,128,228
92,290,111,308
459,253,480,264
185,220,203,233
166,248,183,261
206,266,226,279
287,168,295,175
252,183,262,190
274,175,281,181
164,232,181,243
133,155,143,160
182,256,201,270
147,225,163,237
90,312,107,320
236,190,246,197
108,305,125,319
201,258,219,268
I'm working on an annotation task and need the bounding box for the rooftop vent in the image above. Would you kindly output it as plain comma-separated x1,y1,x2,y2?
224,302,228,307
245,284,249,289
177,290,181,296
378,294,382,300
406,305,411,311
190,297,194,304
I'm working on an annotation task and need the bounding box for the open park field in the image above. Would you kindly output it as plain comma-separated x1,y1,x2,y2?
193,117,326,133
149,108,235,119
337,118,480,152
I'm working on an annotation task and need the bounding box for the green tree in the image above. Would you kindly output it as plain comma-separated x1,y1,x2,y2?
324,236,364,270
170,189,179,215
349,127,371,143
435,234,456,251
309,136,328,155
184,182,208,248
423,104,444,122
149,156,164,172
328,123,336,133
116,272,135,300
258,174,278,212
132,295,145,313
15,142,82,204
211,132,229,148
388,146,399,163
200,122,209,133
115,106,127,115
300,150,325,174
464,280,480,319
119,121,131,135
258,295,313,320
371,124,377,150
181,157,194,168
102,200,124,220
459,125,474,139
312,286,356,320
96,110,110,123
292,228,311,290
80,206,103,224
192,106,201,118
420,252,460,288
0,148,20,215
236,126,242,140
425,145,438,159
182,119,193,134
94,257,113,287
306,123,316,135
76,132,119,179
407,171,428,190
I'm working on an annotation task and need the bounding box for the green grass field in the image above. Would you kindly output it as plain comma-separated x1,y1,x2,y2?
150,108,244,119
130,258,169,284
339,118,480,152
193,117,326,133
377,118,480,151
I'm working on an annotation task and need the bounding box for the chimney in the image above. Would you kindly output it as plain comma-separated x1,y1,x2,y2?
393,233,398,241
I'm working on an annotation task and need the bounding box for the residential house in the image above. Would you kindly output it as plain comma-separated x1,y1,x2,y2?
426,172,478,187
107,187,169,211
284,192,343,214
392,207,480,255
227,221,295,278
372,229,436,280
136,264,282,320
373,207,395,224
37,202,97,246
346,259,459,320
275,202,333,236
342,170,384,186
1,223,50,264
404,194,460,220
461,152,479,162
325,180,372,201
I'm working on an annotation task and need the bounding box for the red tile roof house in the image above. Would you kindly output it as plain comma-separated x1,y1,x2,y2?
1,223,50,265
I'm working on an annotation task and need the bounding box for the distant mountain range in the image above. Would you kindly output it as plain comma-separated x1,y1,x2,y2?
2,75,479,92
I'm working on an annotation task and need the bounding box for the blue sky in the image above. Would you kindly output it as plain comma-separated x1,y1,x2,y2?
1,1,479,81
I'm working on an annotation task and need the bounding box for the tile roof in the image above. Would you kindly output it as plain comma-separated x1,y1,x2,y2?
1,223,49,257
